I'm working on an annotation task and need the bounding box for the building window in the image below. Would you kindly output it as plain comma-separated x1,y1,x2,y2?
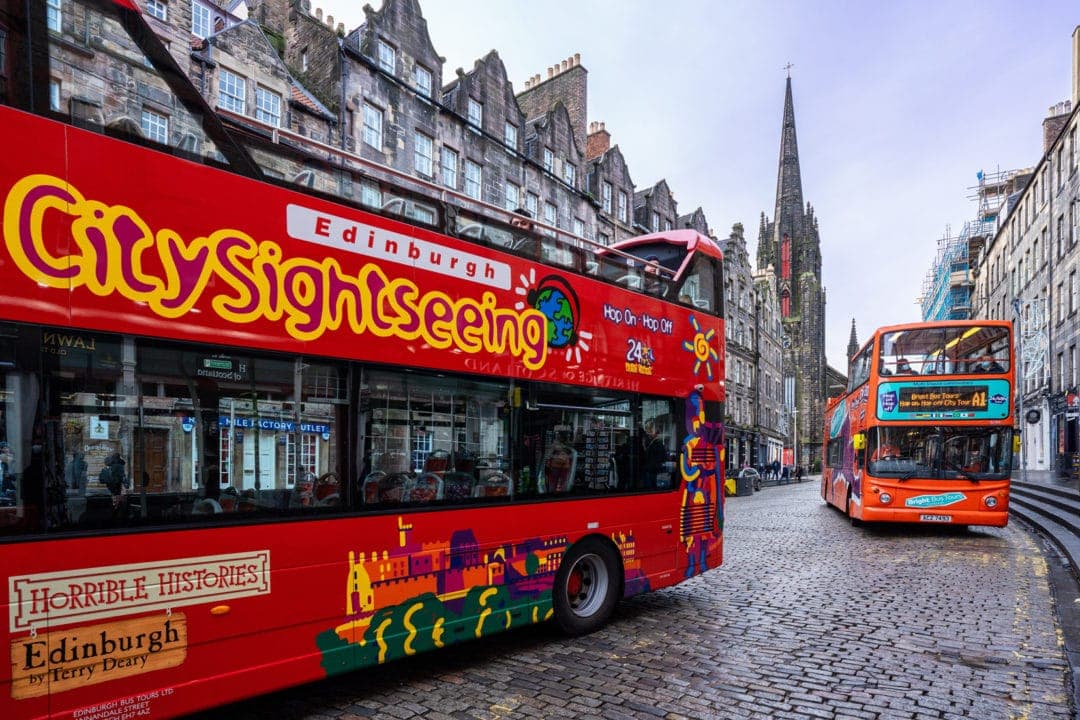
563,162,576,188
573,217,585,237
601,182,612,213
543,148,554,173
255,87,281,126
217,69,246,114
618,192,628,222
360,182,381,209
362,102,382,148
664,219,672,231
651,212,660,232
140,108,168,144
191,1,211,39
1071,200,1077,246
46,0,61,31
1071,127,1076,174
146,0,168,21
1072,344,1078,389
505,182,520,212
526,192,538,218
49,78,60,111
440,147,458,189
504,122,517,152
301,48,308,72
464,160,482,200
1071,270,1077,314
467,98,482,132
414,65,432,98
414,132,434,178
544,201,557,229
377,40,395,74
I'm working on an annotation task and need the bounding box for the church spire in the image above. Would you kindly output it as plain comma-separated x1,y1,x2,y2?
773,75,805,249
847,319,859,361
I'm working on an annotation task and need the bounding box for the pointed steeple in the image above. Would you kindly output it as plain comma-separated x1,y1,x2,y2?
773,76,805,250
847,319,859,361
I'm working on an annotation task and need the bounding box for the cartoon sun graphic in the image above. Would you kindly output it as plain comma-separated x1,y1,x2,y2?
682,315,718,380
514,271,592,364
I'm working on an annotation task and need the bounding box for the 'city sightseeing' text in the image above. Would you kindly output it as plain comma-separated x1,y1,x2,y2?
3,174,548,370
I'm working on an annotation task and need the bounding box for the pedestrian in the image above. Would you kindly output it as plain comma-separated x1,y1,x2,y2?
771,459,780,482
795,464,803,483
781,465,790,484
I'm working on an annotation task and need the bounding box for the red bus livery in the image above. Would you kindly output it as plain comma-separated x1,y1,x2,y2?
821,320,1014,526
0,1,725,717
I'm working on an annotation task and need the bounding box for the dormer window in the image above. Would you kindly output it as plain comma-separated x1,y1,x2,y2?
377,40,396,74
191,1,211,39
414,65,432,98
467,98,482,132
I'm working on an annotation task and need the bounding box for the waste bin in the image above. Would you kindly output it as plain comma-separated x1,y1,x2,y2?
734,472,755,497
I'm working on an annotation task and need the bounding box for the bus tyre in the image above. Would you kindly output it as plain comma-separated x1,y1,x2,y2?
553,537,621,636
846,491,861,527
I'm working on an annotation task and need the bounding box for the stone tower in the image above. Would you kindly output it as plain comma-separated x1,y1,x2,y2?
757,74,827,470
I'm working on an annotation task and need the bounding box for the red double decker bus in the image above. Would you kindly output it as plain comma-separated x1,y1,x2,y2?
822,320,1014,527
0,2,725,717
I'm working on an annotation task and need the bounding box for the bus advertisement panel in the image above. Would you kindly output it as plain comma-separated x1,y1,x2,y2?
821,321,1014,526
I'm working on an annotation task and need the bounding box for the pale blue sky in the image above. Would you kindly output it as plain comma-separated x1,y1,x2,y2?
312,0,1077,370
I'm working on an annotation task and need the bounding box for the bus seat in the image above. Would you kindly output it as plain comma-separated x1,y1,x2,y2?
192,498,223,514
422,449,451,476
474,471,512,498
361,471,386,504
379,472,411,503
540,444,576,493
441,471,474,501
407,473,443,502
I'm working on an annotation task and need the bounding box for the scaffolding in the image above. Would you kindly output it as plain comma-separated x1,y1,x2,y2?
918,168,1030,321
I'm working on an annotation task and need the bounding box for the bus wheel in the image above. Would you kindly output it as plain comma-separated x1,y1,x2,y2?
846,491,861,527
553,537,621,636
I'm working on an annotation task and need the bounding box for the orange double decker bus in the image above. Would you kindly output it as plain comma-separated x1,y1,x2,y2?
822,320,1014,527
0,2,725,718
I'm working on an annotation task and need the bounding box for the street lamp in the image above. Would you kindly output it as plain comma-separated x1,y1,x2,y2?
1012,297,1026,485
792,405,798,473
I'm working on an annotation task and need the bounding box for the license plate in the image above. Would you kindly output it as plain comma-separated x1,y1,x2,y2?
920,514,952,523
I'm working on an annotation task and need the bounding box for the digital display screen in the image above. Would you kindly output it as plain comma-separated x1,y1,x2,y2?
898,385,988,413
877,379,1010,421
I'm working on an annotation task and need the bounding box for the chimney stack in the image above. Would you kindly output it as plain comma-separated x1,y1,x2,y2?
586,120,610,160
1073,25,1080,108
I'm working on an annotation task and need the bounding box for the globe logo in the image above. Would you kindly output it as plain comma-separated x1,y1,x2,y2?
531,280,578,349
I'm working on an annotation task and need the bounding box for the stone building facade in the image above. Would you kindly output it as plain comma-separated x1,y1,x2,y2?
971,29,1080,476
753,266,787,469
722,223,760,471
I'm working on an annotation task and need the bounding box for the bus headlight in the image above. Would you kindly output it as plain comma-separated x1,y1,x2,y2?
984,495,998,508
879,492,892,505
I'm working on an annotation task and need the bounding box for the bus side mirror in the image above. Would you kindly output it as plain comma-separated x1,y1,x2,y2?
852,433,866,451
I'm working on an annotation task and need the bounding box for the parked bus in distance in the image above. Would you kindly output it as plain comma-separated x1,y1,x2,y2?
822,320,1014,526
0,1,725,717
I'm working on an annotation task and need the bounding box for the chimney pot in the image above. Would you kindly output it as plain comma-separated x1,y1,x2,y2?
548,67,554,78
575,52,581,65
327,14,333,26
315,7,322,20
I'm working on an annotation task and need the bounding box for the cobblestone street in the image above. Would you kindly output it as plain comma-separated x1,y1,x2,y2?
200,482,1073,719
